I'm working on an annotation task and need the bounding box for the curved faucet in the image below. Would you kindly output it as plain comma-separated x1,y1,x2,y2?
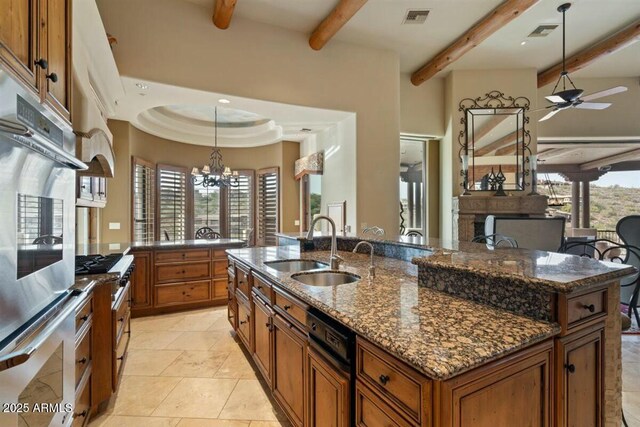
353,241,375,279
307,215,343,270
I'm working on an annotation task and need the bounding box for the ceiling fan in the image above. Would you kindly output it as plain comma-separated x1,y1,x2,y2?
537,3,628,122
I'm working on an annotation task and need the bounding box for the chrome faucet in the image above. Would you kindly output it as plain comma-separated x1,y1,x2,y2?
307,215,343,270
353,241,375,279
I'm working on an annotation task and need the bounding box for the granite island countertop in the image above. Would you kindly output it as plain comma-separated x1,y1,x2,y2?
227,246,560,380
77,239,244,255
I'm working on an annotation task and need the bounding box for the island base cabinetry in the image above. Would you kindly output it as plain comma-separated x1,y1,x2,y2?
308,347,350,427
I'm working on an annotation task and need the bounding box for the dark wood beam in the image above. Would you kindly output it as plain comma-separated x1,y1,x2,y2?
309,0,368,50
495,143,517,156
472,115,509,146
213,0,238,30
411,0,540,86
538,19,640,87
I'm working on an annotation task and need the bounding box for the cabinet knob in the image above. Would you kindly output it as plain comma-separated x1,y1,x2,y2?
565,364,576,373
583,304,596,313
378,374,390,385
311,322,317,331
283,305,292,311
118,316,125,322
77,357,87,365
117,355,125,361
34,58,48,69
46,72,58,83
257,285,263,290
80,315,89,321
239,320,247,325
73,410,87,419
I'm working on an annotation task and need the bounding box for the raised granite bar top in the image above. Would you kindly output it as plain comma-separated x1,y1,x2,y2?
227,246,559,380
413,247,636,294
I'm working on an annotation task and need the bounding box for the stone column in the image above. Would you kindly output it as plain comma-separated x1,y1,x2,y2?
571,181,581,229
582,181,591,229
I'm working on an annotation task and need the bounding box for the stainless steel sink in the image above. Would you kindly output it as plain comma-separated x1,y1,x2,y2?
264,259,329,273
291,271,361,286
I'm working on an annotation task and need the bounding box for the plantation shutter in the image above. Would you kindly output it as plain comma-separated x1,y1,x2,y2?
228,170,255,244
257,167,279,246
132,157,156,241
157,164,190,241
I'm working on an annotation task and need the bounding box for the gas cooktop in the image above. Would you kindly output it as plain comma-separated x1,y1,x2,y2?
75,253,124,275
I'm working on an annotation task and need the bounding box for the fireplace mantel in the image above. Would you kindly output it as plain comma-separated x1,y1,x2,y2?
453,195,548,241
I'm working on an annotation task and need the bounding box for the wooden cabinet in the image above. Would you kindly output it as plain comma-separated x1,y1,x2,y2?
308,347,350,427
155,280,211,307
273,314,307,427
252,291,274,387
130,251,152,309
236,294,251,350
235,263,251,300
76,176,108,208
0,0,71,121
111,283,131,391
556,326,603,427
73,294,93,427
355,380,413,427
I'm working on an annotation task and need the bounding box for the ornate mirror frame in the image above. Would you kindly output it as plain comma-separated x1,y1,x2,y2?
458,91,532,193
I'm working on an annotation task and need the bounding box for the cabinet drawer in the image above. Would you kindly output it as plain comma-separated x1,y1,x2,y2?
155,281,211,307
355,380,413,427
75,296,92,334
213,279,229,299
75,326,91,389
356,337,431,425
113,286,131,339
235,264,251,299
228,296,237,330
213,259,228,277
113,320,130,389
564,288,607,331
156,261,211,283
253,273,273,303
274,287,308,330
155,249,211,263
72,377,91,427
213,249,228,259
237,295,251,350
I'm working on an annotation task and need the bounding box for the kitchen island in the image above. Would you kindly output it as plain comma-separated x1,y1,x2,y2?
226,241,634,427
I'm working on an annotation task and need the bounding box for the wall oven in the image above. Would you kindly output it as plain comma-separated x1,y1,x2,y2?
0,67,86,426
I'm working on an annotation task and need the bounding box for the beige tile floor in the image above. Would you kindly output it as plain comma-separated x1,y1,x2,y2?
89,307,290,427
90,306,640,427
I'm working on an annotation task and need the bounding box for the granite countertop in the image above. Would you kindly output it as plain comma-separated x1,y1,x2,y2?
413,247,637,294
227,246,559,380
129,239,244,250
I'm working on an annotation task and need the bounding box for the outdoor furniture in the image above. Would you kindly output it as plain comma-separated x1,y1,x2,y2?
32,235,63,245
195,226,215,239
202,231,222,240
472,233,518,248
405,230,423,237
484,215,565,252
617,215,640,324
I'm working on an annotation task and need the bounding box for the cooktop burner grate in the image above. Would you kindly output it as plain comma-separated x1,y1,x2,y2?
75,253,123,275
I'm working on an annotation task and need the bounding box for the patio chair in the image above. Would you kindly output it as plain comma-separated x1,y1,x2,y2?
405,230,423,237
472,233,518,249
202,231,222,240
195,226,215,239
485,215,565,252
617,216,640,325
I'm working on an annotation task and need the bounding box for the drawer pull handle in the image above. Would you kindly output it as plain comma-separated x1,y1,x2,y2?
117,355,125,361
311,322,317,331
80,314,89,321
118,316,125,322
77,357,87,365
583,304,596,313
283,305,292,311
257,285,263,290
239,320,247,325
565,364,576,374
73,410,87,419
378,374,390,385
181,270,186,274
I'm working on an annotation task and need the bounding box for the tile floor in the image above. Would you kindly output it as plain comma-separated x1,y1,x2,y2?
90,306,640,426
89,306,290,427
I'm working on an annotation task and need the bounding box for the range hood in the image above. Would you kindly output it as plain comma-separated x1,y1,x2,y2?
75,128,115,177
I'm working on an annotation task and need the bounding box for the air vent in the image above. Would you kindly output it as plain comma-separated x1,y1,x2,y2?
403,9,430,25
528,24,559,38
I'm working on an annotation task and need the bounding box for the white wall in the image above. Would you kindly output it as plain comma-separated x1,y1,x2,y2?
400,74,445,137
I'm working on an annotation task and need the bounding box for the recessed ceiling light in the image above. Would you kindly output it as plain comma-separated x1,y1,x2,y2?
218,98,231,104
520,41,527,46
136,82,149,90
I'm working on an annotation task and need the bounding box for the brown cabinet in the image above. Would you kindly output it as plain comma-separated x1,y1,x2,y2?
308,347,350,427
235,263,251,300
111,283,131,391
355,380,413,427
236,295,251,350
273,314,307,427
556,326,603,427
130,251,152,309
76,176,108,208
155,280,211,307
74,293,93,427
252,292,274,387
0,0,71,121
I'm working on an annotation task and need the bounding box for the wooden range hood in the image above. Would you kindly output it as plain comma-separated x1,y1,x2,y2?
75,129,115,177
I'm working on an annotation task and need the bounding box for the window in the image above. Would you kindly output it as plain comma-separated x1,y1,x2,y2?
257,167,279,246
193,182,222,235
228,171,254,243
132,158,156,241
157,164,190,241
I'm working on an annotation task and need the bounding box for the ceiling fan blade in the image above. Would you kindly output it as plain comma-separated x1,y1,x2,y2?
575,102,611,110
581,86,628,101
531,105,557,113
539,109,560,122
545,95,566,104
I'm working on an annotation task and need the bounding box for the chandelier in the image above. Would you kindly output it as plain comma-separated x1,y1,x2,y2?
191,107,239,188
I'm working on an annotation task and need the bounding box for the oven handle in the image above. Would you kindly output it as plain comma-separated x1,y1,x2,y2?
0,295,81,373
0,118,33,137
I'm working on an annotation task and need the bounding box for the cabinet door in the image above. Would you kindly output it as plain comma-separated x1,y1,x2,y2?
252,294,273,387
130,251,152,309
556,328,603,427
236,298,251,350
308,347,350,427
273,314,306,427
0,0,39,90
78,176,93,201
39,0,71,121
93,177,107,202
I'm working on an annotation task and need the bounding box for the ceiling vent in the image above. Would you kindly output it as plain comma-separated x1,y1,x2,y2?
528,24,559,37
403,9,430,24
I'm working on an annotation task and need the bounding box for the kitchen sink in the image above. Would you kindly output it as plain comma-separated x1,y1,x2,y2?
264,259,329,273
291,271,361,287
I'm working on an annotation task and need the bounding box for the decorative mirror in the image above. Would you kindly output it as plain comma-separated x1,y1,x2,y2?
458,91,531,194
295,152,324,231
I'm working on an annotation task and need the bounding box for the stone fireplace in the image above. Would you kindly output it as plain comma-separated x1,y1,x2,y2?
453,195,549,241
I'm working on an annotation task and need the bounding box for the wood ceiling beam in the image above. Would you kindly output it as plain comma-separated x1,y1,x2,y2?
309,0,368,50
471,115,509,146
472,164,518,177
212,0,238,30
495,143,518,156
474,131,518,156
538,147,582,161
411,0,540,86
579,148,640,171
538,19,640,88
